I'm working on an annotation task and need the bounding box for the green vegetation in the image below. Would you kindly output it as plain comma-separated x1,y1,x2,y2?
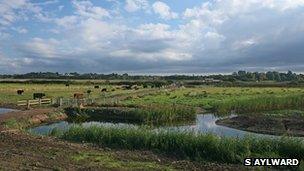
0,83,158,104
123,87,304,115
3,118,22,129
53,125,304,164
3,110,65,130
213,94,304,115
65,104,196,125
71,152,174,170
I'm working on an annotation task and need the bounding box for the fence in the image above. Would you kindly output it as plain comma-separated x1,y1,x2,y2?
56,98,95,107
17,98,96,109
17,98,52,108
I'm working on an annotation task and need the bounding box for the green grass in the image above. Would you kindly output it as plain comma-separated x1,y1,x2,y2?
53,125,304,164
122,87,304,114
71,152,174,170
0,83,156,104
213,94,304,115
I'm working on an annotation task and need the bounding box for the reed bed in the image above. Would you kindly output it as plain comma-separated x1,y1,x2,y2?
213,94,304,115
53,125,304,164
65,104,196,125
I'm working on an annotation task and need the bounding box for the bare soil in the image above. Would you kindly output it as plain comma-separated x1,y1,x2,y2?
216,115,304,136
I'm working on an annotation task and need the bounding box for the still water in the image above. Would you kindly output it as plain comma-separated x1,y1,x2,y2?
0,108,15,115
29,114,276,138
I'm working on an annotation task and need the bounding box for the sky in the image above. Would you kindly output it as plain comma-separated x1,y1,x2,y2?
1,0,304,74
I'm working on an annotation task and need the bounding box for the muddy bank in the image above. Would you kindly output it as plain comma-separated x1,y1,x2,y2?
216,115,304,136
0,108,67,131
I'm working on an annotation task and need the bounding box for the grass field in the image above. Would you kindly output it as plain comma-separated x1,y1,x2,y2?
0,83,157,104
1,83,304,115
122,87,304,114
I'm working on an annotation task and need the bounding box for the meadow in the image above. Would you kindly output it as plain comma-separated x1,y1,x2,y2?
1,83,304,115
122,87,304,114
0,83,158,104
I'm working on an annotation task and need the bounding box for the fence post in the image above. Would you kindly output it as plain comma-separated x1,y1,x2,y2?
27,100,30,109
39,98,42,105
59,98,63,107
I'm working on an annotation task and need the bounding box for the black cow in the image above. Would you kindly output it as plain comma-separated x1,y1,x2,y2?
66,84,70,87
33,93,45,99
87,90,92,94
101,88,107,92
94,85,100,89
17,89,24,95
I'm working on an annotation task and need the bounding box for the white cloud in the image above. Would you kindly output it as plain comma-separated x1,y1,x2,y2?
152,1,178,20
12,27,28,34
124,0,149,12
72,0,110,19
23,38,62,58
55,15,78,29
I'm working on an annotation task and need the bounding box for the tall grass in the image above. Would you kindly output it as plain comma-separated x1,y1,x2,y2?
213,94,304,115
55,125,304,164
65,104,196,125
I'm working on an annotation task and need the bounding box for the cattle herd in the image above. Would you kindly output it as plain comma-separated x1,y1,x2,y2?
16,84,144,100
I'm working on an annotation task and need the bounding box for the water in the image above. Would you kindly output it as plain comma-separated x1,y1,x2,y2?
28,114,277,138
0,108,15,115
166,114,276,138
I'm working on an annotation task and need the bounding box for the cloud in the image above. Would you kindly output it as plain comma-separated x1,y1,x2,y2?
152,1,178,20
0,0,40,27
12,27,28,34
2,0,304,74
124,0,149,12
72,0,110,19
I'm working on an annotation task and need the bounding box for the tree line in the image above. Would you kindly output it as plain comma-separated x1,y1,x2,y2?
0,71,303,82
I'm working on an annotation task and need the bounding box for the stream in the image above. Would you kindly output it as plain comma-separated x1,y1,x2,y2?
29,114,277,138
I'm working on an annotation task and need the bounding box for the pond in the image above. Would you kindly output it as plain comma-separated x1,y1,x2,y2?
0,108,15,115
29,114,277,138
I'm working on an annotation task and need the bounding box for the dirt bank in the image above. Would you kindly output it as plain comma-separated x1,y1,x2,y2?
216,115,304,136
0,108,67,131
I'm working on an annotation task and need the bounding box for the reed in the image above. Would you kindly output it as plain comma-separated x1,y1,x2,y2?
213,94,304,115
55,125,304,164
65,104,196,125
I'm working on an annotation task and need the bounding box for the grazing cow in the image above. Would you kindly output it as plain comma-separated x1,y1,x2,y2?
17,89,24,95
101,88,107,92
87,90,92,94
94,85,100,89
33,93,45,99
74,93,84,99
65,84,70,87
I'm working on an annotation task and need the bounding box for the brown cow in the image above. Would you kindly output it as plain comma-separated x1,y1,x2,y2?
74,93,84,99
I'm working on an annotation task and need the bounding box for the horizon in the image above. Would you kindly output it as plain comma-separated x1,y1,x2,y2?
1,70,304,77
1,1,304,74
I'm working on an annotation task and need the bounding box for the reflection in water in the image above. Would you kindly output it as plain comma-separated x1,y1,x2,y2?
168,114,274,138
29,114,276,138
0,108,15,115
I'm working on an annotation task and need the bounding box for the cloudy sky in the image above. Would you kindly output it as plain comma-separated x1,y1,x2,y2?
1,0,304,74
